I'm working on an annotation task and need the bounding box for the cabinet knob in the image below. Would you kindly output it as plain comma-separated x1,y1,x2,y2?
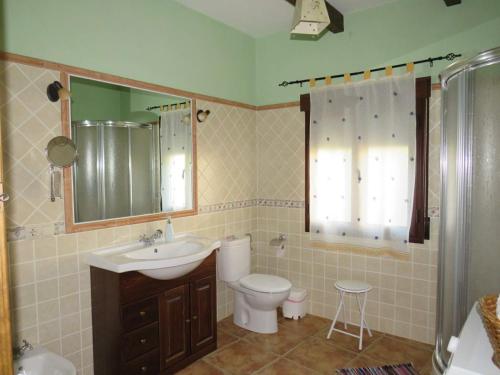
141,366,148,372
192,315,198,320
140,338,147,344
139,311,146,317
185,319,190,323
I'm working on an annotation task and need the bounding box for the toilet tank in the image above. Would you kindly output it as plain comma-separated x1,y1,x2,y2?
217,234,251,282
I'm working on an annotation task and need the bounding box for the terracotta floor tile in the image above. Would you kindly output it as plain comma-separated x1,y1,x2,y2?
205,340,278,375
217,316,251,338
385,333,434,352
190,315,436,374
279,315,331,337
176,359,224,375
256,358,320,375
244,325,306,355
217,328,238,349
315,322,384,353
285,337,357,374
363,336,433,373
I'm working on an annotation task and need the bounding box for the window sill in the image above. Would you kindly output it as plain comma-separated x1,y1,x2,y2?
307,239,412,260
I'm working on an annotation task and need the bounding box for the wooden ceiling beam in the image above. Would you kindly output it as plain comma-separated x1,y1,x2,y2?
443,0,461,6
285,0,344,34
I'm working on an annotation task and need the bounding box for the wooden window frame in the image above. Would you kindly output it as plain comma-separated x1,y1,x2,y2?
301,76,431,243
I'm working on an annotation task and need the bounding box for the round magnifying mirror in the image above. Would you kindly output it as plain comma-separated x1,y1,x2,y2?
46,136,78,167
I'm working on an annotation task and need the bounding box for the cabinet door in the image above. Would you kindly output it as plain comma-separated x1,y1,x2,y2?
190,275,216,353
160,284,189,368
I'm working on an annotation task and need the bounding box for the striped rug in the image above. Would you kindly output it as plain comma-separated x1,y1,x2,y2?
337,363,420,375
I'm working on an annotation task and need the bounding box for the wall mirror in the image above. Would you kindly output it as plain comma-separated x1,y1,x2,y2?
62,73,197,232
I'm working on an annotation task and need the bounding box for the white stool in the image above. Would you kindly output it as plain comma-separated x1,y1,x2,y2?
327,280,372,350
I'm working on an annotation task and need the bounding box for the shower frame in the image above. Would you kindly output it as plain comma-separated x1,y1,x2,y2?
434,47,500,373
72,120,160,223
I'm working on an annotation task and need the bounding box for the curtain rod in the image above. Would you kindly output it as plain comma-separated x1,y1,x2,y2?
278,52,462,87
146,101,189,111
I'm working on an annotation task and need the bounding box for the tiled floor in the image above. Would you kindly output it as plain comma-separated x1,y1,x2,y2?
177,314,434,375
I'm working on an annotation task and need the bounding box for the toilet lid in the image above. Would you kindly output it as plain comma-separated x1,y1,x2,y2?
240,273,292,293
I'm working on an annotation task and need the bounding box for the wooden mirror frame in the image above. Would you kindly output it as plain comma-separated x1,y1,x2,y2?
60,71,198,233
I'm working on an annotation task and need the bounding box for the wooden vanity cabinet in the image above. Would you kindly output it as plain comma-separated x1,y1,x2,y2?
90,251,217,375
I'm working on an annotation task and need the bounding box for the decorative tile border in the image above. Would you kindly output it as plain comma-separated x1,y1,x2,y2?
198,198,305,213
7,222,65,242
256,199,305,208
7,200,432,242
429,206,440,218
198,199,257,214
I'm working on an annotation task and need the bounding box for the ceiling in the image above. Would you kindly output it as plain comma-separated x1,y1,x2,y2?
173,0,398,37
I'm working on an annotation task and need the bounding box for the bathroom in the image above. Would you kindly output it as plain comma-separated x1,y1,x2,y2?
1,0,500,374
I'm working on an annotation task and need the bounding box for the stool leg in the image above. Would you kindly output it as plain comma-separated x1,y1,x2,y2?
356,292,370,350
358,294,364,350
356,293,372,337
327,290,344,339
342,292,347,329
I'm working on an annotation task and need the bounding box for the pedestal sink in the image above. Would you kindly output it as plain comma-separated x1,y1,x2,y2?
86,234,220,280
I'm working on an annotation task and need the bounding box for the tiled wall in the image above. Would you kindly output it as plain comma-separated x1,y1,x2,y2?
2,58,441,374
253,94,441,345
1,60,256,374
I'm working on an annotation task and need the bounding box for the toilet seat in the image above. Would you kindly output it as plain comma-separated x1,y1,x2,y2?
239,273,291,293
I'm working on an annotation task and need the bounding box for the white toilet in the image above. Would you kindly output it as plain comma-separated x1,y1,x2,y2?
218,235,292,334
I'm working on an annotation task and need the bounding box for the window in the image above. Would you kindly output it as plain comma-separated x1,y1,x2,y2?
302,76,431,244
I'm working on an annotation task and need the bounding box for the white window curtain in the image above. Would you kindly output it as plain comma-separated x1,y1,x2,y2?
309,73,416,252
160,109,193,211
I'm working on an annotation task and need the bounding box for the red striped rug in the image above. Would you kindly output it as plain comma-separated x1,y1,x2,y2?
337,363,420,374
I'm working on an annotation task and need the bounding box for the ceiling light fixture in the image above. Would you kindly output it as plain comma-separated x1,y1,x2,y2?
290,0,330,37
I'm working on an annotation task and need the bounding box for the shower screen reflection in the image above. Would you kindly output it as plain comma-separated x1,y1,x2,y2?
70,76,194,223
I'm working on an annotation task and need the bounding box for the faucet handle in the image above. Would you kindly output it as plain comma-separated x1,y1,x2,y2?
22,340,33,350
13,339,33,359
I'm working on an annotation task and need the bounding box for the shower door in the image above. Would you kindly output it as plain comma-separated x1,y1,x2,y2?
72,121,159,223
434,47,500,372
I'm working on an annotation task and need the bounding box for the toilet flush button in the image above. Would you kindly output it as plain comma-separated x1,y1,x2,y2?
447,336,460,353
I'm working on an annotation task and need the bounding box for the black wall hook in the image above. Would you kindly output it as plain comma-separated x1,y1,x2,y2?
47,81,70,102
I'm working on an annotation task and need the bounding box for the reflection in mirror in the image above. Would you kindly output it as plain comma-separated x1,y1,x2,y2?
69,76,194,224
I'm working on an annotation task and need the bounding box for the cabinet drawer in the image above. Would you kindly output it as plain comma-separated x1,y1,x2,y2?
122,323,159,361
122,349,159,375
122,298,158,331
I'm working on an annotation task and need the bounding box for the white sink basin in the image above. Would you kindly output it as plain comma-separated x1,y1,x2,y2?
14,347,76,375
86,234,220,280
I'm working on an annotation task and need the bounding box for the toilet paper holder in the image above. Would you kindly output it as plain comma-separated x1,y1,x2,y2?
269,234,286,247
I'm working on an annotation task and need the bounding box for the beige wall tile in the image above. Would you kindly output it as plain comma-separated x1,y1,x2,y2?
11,284,36,308
4,59,441,375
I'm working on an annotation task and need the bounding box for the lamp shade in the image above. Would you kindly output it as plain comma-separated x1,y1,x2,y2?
291,0,330,36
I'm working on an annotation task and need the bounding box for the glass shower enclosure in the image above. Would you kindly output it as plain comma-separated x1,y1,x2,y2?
434,47,500,373
72,120,160,223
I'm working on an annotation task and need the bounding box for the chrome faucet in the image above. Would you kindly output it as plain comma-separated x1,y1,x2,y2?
139,229,163,246
13,340,33,360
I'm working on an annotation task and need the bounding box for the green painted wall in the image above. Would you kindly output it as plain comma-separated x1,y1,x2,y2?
2,0,500,106
1,0,256,105
71,78,124,122
70,77,185,124
255,0,500,105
